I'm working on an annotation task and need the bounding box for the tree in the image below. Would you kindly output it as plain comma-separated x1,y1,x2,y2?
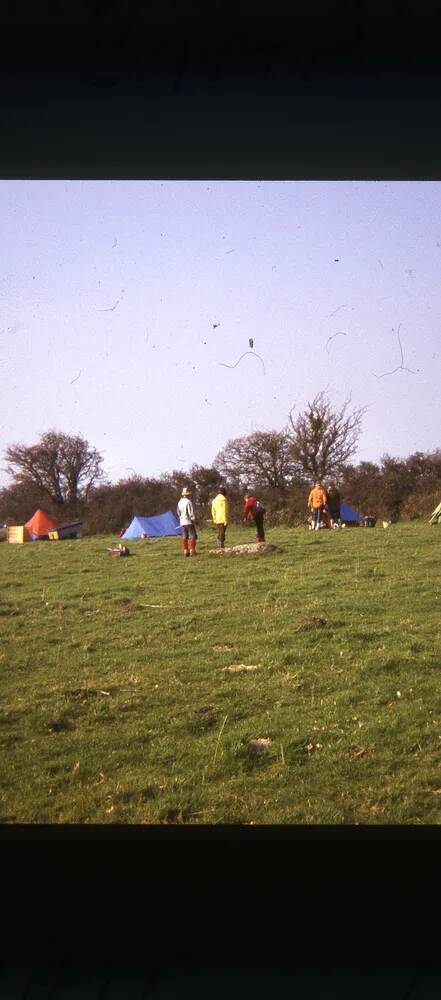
3,430,105,508
288,391,366,482
404,450,441,490
215,430,298,492
85,474,172,534
340,460,383,516
160,468,195,502
0,479,46,526
378,455,413,521
188,465,223,506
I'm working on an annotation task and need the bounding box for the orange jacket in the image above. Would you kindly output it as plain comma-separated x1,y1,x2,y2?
308,486,327,509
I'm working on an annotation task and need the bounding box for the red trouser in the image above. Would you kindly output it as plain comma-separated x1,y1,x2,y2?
181,524,197,556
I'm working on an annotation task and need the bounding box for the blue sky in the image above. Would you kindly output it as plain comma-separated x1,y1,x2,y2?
0,180,439,486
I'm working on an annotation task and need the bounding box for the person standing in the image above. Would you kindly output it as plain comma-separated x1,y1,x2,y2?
243,491,266,542
308,481,327,531
211,486,229,549
177,486,197,557
326,483,341,528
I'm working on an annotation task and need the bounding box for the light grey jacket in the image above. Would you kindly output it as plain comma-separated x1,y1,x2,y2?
177,497,195,526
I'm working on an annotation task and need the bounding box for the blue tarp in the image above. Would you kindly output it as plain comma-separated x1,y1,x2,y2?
340,502,363,523
121,511,181,540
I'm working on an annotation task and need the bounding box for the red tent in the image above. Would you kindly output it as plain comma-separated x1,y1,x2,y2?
25,509,59,539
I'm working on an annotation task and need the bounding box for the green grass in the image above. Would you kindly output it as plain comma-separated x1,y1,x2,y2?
1,522,441,824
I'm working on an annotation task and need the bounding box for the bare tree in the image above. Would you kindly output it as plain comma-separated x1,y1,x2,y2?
188,465,223,505
215,430,297,492
3,430,105,507
288,392,366,481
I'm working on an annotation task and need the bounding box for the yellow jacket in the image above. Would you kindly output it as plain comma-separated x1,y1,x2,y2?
211,493,229,525
308,486,327,509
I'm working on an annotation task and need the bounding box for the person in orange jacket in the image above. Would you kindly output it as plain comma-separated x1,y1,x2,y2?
308,481,327,531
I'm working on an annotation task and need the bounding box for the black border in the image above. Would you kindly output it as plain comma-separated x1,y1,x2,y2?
2,0,441,974
2,2,441,181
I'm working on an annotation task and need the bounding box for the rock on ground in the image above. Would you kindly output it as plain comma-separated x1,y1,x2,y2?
209,542,279,556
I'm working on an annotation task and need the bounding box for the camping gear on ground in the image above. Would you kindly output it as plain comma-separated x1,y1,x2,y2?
306,502,363,529
7,509,59,543
362,516,377,528
121,511,180,540
108,544,130,556
307,514,327,529
48,521,82,540
429,501,441,524
25,509,59,540
339,503,363,526
7,525,30,544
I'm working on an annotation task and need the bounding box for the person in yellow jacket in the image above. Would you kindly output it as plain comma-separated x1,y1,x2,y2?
211,486,229,549
308,481,328,531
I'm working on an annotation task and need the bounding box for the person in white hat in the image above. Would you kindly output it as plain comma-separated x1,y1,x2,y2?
176,486,197,557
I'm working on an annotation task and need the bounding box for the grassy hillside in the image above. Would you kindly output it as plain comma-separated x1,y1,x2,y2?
1,522,441,824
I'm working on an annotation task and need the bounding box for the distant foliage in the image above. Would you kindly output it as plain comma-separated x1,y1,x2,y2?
341,452,441,521
340,461,386,518
2,422,441,532
400,489,441,520
0,480,52,526
84,475,175,535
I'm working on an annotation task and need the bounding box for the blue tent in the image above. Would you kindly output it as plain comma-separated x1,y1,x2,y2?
340,502,363,524
121,510,180,540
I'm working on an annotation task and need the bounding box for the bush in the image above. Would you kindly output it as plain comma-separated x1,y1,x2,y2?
400,490,441,520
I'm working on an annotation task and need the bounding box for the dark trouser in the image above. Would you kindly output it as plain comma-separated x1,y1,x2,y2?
181,524,197,541
311,506,322,528
217,523,227,548
254,512,265,541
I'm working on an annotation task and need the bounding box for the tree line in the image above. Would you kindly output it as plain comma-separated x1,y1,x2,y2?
1,393,440,532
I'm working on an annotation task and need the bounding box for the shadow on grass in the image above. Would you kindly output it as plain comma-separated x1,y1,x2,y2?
222,736,279,774
185,706,219,734
157,795,207,824
0,602,19,617
1,709,24,725
116,785,158,804
47,715,76,733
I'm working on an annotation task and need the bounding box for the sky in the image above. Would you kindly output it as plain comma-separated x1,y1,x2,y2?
0,180,440,487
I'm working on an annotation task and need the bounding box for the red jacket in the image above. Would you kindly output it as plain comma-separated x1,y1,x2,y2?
244,497,258,519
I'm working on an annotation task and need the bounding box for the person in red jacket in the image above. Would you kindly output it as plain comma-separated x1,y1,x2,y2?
243,492,266,542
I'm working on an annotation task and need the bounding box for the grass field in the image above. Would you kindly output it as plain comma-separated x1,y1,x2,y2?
1,521,441,824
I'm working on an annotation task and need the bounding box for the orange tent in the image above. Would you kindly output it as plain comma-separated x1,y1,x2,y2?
25,508,59,539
